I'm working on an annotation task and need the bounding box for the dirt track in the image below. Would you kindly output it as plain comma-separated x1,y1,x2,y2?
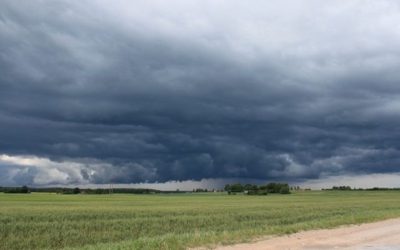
215,218,400,250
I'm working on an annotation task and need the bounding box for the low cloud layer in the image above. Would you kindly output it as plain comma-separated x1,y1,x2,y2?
1,1,400,186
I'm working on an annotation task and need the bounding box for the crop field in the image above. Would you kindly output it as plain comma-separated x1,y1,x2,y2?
1,191,400,250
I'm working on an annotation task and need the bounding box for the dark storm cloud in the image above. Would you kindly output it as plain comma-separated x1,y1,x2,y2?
1,0,400,185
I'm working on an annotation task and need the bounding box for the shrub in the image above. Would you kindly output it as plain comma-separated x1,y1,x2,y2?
279,186,290,194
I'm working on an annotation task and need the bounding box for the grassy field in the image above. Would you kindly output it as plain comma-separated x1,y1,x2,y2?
1,191,400,250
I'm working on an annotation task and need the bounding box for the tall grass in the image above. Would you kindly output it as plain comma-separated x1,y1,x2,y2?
1,191,400,249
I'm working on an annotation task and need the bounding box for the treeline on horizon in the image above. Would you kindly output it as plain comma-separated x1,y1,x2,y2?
224,183,291,195
325,186,400,191
2,185,400,194
0,183,292,195
0,186,170,194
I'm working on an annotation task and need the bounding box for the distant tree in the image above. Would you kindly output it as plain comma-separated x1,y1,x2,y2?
332,186,351,191
224,182,291,195
194,188,210,192
21,185,29,193
73,187,80,194
244,184,253,191
280,185,290,194
259,183,291,194
229,183,244,193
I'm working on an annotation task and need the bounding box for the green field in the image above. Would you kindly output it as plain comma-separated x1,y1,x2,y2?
1,191,400,250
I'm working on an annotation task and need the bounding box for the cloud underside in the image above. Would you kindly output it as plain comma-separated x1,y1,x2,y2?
1,0,400,186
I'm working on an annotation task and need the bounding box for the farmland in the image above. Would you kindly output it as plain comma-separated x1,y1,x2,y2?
1,191,400,250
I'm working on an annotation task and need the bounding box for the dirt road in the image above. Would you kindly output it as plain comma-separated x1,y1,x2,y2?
215,218,400,250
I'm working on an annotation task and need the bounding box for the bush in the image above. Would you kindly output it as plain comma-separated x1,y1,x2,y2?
279,186,290,194
225,183,244,193
247,190,267,195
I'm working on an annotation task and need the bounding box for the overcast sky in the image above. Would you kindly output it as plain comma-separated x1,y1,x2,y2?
1,0,400,188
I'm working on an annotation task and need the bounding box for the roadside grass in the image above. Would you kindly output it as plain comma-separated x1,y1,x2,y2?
1,191,400,249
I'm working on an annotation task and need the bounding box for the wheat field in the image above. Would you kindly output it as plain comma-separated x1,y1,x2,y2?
1,191,400,250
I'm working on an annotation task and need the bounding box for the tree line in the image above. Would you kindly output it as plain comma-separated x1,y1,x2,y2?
325,186,400,191
0,186,168,194
1,183,292,195
0,186,30,193
224,182,291,195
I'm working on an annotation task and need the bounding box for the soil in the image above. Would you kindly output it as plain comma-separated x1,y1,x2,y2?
213,218,400,250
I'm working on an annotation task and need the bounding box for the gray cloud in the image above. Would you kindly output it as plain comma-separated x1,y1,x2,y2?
1,0,400,186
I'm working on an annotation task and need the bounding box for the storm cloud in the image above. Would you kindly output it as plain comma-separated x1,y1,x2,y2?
1,0,400,186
